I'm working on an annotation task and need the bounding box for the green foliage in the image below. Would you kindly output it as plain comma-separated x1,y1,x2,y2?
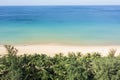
0,45,120,80
108,49,116,57
93,58,120,80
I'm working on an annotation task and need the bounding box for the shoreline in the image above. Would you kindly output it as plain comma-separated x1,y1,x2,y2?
0,44,120,56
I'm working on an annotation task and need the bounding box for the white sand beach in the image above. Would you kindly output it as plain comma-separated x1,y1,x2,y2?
0,44,120,56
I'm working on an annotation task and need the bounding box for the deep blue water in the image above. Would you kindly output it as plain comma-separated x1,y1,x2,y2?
0,6,120,45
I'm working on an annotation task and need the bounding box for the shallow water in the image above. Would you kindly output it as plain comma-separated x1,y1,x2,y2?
0,6,120,45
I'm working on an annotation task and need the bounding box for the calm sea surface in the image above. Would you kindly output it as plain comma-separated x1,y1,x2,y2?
0,6,120,45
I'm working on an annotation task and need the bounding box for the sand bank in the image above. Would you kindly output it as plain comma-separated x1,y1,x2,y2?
0,45,120,56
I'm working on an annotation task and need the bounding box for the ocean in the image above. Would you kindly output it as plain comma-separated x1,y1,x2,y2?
0,6,120,45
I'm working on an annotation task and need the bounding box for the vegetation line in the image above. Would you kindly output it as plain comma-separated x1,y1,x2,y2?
0,45,120,80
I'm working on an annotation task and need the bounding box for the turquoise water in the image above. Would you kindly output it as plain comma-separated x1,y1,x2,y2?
0,6,120,45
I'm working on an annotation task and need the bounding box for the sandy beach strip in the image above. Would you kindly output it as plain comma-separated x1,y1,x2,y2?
0,44,120,56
